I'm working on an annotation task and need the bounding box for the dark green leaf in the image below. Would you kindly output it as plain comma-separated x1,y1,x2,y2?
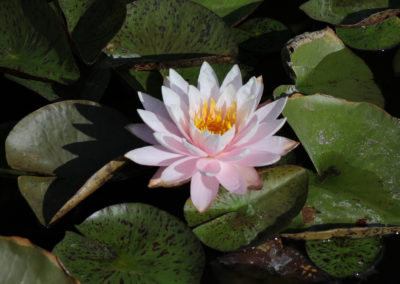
0,236,78,283
306,237,382,278
5,100,140,225
58,0,126,63
394,47,400,77
0,0,79,83
104,0,238,59
282,27,384,106
53,203,204,283
284,94,400,227
184,165,308,251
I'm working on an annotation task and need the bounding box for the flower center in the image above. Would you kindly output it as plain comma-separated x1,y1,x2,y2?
193,98,237,135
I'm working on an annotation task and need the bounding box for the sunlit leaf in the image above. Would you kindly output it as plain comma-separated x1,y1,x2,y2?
53,203,204,283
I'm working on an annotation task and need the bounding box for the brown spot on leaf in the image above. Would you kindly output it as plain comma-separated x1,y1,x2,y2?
302,206,316,224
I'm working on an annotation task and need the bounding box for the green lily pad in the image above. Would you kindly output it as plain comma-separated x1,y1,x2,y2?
282,27,384,106
393,47,400,77
233,17,291,54
0,0,79,84
5,100,140,225
184,165,308,251
5,57,112,101
58,0,126,63
53,203,205,283
192,0,263,26
0,236,78,283
104,0,237,59
300,0,399,25
283,94,400,227
336,16,400,50
306,237,382,278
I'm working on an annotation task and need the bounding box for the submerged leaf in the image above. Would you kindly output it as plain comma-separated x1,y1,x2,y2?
53,203,204,283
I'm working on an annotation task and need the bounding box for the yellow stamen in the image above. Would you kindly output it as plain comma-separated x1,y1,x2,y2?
193,98,237,135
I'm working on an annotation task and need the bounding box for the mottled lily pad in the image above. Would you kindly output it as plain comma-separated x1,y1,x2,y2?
5,100,140,225
336,16,400,50
192,0,263,26
0,236,77,283
0,0,79,83
53,203,205,283
184,165,308,251
58,0,126,63
233,17,291,54
283,94,400,228
104,0,237,59
306,237,382,278
281,27,384,106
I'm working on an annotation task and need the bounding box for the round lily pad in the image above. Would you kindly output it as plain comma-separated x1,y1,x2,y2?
104,0,237,59
306,237,382,278
184,165,308,251
0,236,77,283
53,203,205,283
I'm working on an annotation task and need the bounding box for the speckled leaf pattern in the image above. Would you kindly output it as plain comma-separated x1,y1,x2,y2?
300,0,398,25
306,238,382,278
192,0,263,26
233,17,291,54
104,0,237,58
58,0,126,63
284,94,400,227
0,236,78,284
336,16,400,50
0,0,79,84
5,100,140,225
282,27,384,106
184,165,308,251
53,203,205,283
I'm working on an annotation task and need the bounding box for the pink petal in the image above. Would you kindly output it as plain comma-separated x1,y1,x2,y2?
161,156,198,183
220,64,242,92
199,127,235,156
249,136,299,155
254,97,287,123
254,76,264,109
228,115,259,148
154,132,206,156
234,149,281,167
188,85,206,115
190,172,219,212
169,68,189,105
218,147,250,161
137,109,181,137
148,167,190,188
182,138,207,156
216,162,247,194
125,123,157,144
196,158,221,177
162,86,189,113
165,104,191,141
138,92,170,121
125,145,184,166
235,165,263,190
216,84,236,110
198,62,219,100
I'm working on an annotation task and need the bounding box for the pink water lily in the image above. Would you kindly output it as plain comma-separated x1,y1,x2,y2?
125,62,298,212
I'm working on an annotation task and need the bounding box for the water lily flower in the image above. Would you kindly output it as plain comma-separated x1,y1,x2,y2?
125,62,298,212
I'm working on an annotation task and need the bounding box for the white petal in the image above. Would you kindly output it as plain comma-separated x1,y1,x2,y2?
169,68,189,105
154,132,206,156
220,64,242,92
138,92,170,121
199,126,235,156
216,84,236,110
182,138,207,156
125,145,184,166
218,147,250,161
198,61,219,100
255,97,288,123
190,172,219,212
188,85,206,117
137,109,181,137
162,86,188,112
165,104,191,141
125,123,157,144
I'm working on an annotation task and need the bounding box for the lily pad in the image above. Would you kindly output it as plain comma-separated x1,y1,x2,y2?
0,236,77,283
104,0,237,59
5,100,140,225
282,27,384,106
233,17,291,54
336,16,400,51
283,94,400,227
306,237,382,278
53,203,205,283
184,165,308,251
58,0,126,63
300,0,399,25
0,0,79,84
192,0,263,26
